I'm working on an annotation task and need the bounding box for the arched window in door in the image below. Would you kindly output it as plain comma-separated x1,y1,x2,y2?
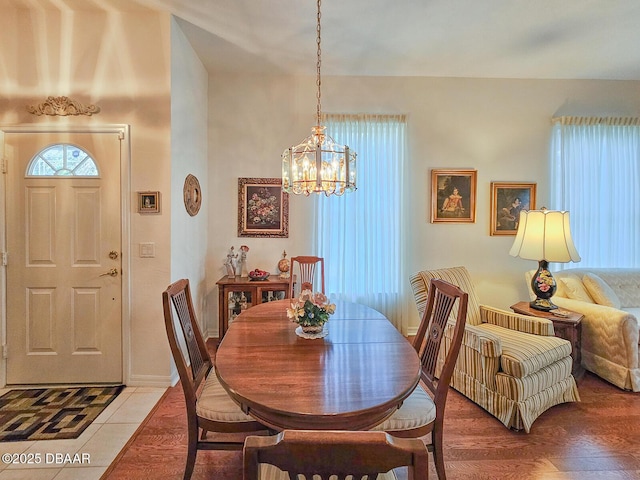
26,143,99,177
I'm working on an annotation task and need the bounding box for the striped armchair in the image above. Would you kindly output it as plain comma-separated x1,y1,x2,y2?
411,266,580,432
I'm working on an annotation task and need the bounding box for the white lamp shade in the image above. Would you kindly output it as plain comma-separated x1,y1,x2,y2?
509,209,581,263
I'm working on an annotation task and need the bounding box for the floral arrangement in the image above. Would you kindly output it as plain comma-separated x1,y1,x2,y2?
286,290,336,329
248,187,280,226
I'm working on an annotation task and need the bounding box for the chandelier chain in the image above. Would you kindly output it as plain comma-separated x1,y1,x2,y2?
280,0,357,197
316,0,322,127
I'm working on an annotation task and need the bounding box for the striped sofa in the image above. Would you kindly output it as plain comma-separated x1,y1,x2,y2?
410,266,580,432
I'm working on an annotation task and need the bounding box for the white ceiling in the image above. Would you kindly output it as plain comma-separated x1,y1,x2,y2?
145,0,640,80
6,0,640,80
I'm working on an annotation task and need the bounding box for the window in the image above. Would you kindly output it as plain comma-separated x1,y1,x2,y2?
27,144,99,177
315,114,408,328
550,117,640,267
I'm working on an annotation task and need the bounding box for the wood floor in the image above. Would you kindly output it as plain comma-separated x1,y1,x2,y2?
103,342,640,480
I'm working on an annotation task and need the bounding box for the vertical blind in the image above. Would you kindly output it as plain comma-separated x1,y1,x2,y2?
314,114,408,329
550,116,640,268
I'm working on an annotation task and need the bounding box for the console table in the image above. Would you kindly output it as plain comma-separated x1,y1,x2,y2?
510,301,585,381
216,275,290,340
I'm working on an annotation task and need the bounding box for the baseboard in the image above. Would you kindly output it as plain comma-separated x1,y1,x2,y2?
127,373,174,388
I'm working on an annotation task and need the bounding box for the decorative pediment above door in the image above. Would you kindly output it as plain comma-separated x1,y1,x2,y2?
26,96,101,116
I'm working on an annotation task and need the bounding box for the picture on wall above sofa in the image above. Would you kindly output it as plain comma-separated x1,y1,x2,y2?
490,182,536,236
430,169,477,223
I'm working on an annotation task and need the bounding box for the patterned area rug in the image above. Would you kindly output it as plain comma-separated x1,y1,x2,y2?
0,385,124,442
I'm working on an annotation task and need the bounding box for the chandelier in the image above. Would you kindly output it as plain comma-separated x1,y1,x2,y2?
281,0,357,197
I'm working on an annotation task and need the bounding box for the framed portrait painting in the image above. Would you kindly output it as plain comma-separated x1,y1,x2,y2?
490,182,536,236
238,177,289,238
431,169,477,223
138,191,160,214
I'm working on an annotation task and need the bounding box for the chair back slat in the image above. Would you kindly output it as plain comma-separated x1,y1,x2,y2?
290,256,325,297
163,279,212,400
172,289,206,379
413,279,468,398
244,430,428,480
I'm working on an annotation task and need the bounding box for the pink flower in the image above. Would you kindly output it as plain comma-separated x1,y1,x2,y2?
299,290,313,303
312,292,328,306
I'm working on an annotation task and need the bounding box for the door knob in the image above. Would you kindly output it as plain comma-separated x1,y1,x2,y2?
108,251,119,259
100,268,119,277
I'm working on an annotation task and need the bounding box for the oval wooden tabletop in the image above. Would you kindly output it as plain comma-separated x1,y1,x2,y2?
215,299,421,431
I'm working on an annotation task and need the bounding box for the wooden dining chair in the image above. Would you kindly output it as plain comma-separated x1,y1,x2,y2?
243,429,429,480
373,278,468,480
163,279,268,480
289,255,325,297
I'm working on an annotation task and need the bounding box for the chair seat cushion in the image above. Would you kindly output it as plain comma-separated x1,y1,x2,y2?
495,355,574,401
371,384,435,432
477,324,572,378
196,370,257,423
259,463,397,480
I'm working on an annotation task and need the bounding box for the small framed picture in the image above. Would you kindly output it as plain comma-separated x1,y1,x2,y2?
238,178,289,238
138,191,160,214
490,182,536,235
431,169,477,223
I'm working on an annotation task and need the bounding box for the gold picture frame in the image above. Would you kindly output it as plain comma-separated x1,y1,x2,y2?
238,178,289,238
431,169,477,223
490,182,537,235
138,191,160,214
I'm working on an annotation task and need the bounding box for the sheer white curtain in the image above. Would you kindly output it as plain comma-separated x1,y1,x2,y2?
314,114,408,329
550,116,640,268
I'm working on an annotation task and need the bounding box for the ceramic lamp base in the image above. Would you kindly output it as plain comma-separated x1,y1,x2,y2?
530,298,558,311
530,260,558,311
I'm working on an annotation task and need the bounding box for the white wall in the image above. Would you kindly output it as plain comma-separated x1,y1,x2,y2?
208,73,640,333
170,18,209,343
0,6,174,385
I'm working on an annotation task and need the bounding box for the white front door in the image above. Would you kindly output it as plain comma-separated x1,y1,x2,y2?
5,131,122,384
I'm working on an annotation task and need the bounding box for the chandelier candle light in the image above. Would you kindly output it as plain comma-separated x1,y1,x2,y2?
281,0,357,197
509,208,581,311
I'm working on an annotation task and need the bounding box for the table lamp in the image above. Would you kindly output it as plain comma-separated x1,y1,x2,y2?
509,208,581,311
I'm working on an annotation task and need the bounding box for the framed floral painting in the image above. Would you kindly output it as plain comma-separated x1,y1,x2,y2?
238,177,289,238
490,182,536,236
431,169,477,223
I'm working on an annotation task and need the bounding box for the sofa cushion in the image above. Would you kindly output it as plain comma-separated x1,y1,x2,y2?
477,324,573,378
495,356,573,402
583,273,622,309
559,275,594,303
595,271,640,308
553,275,568,298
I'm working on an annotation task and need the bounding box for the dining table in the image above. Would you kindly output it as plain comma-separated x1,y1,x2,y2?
215,298,421,431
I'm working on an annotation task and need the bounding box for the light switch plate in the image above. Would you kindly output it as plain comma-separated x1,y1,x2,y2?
139,242,155,258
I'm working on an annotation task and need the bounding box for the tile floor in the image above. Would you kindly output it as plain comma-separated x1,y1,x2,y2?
0,386,166,480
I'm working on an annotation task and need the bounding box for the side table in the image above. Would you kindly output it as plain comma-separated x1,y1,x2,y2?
510,301,585,381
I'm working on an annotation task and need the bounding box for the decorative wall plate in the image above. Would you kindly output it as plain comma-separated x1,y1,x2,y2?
183,174,202,216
